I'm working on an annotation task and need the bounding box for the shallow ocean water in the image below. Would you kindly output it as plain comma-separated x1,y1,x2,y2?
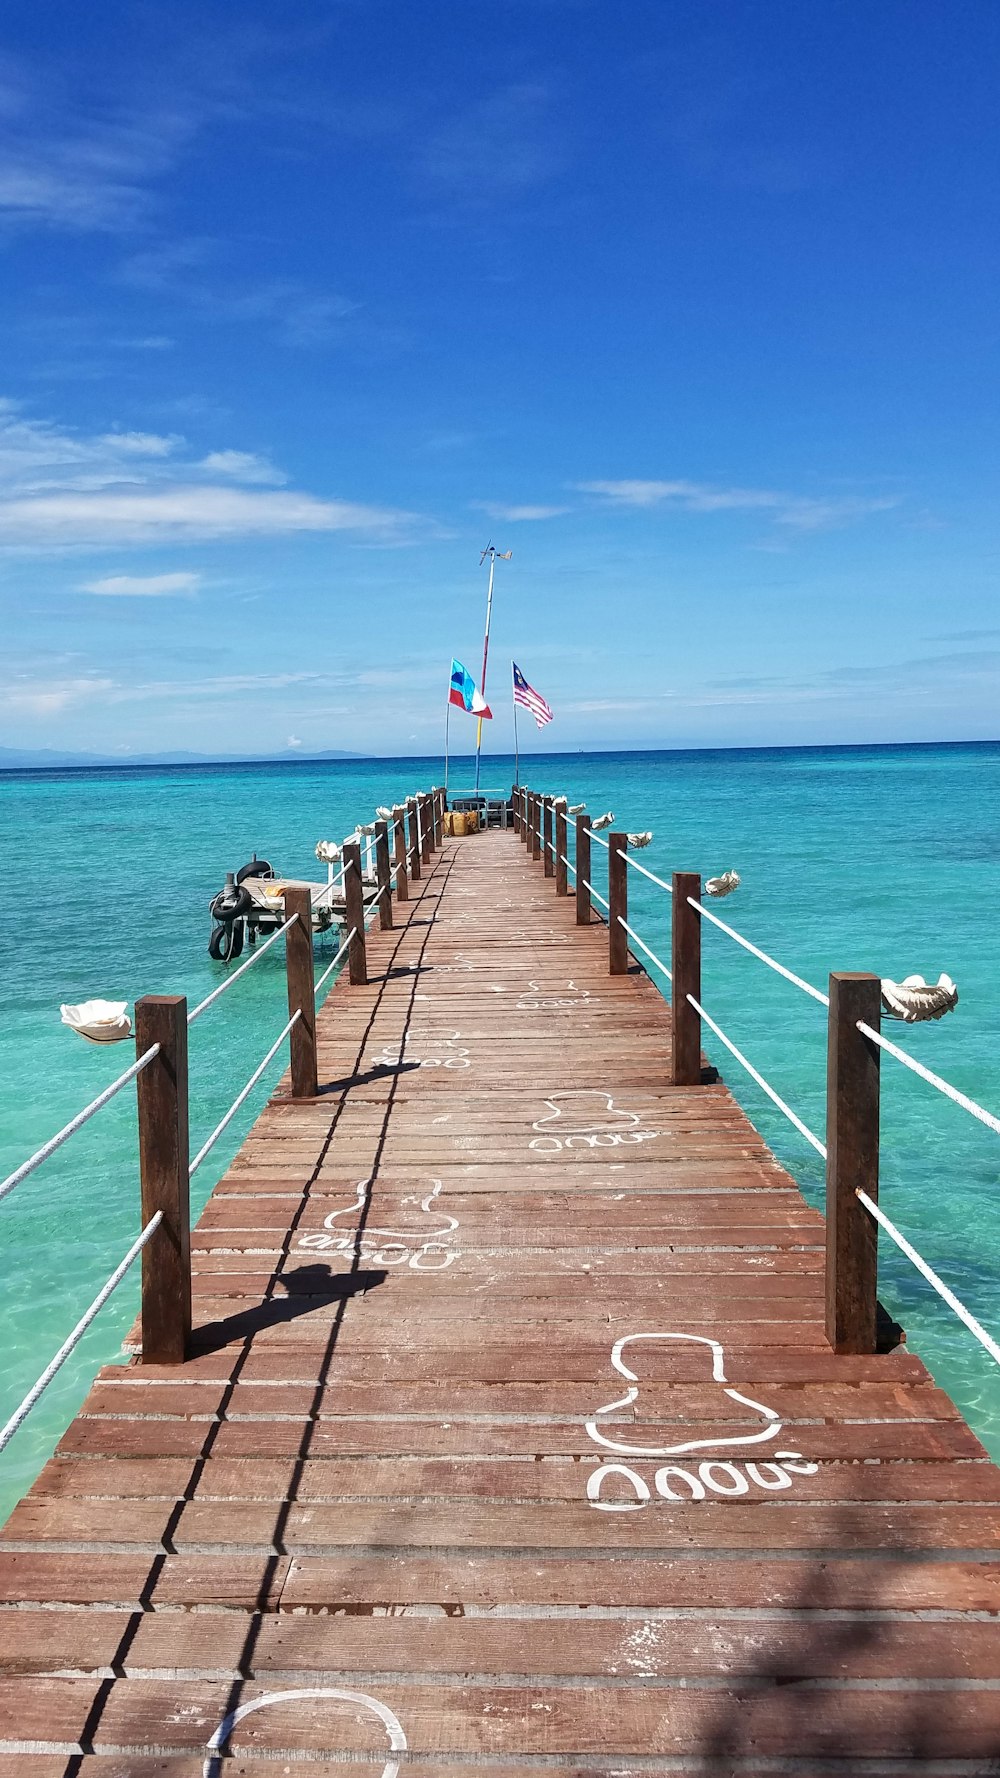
1,741,998,1520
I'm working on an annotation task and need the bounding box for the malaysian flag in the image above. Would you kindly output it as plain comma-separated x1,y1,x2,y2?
512,661,553,728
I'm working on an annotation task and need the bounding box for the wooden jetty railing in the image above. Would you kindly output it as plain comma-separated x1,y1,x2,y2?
0,790,446,1443
514,782,1000,1368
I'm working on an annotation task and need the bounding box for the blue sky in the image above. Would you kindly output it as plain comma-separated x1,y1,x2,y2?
1,0,998,757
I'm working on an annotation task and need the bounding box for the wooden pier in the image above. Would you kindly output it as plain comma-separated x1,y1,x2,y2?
2,817,999,1772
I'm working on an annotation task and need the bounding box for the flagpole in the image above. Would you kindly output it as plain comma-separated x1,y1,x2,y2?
444,668,451,794
474,547,496,795
512,660,520,788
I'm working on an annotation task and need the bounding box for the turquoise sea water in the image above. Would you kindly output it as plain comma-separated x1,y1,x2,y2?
1,742,999,1521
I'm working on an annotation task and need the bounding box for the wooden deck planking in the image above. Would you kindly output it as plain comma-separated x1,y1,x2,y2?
1,831,999,1773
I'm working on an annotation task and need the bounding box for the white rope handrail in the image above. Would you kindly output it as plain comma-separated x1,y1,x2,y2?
624,853,674,895
856,1189,1000,1367
315,927,356,993
558,852,577,876
857,1021,1000,1141
687,992,827,1159
617,915,672,982
589,829,610,851
187,916,298,1026
583,878,610,911
0,1210,163,1456
189,1011,302,1177
690,898,829,1008
0,1044,161,1208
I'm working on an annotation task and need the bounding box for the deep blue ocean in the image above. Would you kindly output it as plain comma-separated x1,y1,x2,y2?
1,741,998,1519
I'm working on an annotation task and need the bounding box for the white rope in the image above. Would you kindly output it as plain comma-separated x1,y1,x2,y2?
690,899,829,1008
617,916,672,982
0,1044,160,1207
187,916,297,1026
856,1188,1000,1367
583,878,610,911
315,927,356,992
0,1210,163,1455
558,852,577,876
189,1011,302,1177
687,993,828,1159
624,852,674,895
857,1021,1000,1140
589,829,610,851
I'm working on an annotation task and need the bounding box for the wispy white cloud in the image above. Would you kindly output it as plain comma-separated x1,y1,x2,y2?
0,59,196,232
120,239,359,346
577,478,898,530
98,431,179,458
80,571,201,597
0,485,411,549
4,674,117,715
197,450,286,485
421,82,566,199
473,501,570,522
0,398,419,550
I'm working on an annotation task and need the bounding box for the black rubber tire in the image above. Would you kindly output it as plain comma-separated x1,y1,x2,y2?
210,885,253,922
208,917,245,962
237,858,275,883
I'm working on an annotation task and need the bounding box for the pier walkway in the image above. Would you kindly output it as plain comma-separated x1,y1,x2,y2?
2,828,999,1772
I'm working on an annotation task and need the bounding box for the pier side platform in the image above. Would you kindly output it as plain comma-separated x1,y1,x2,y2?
1,830,999,1772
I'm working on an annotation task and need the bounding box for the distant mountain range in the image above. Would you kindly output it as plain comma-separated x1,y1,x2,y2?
0,746,364,770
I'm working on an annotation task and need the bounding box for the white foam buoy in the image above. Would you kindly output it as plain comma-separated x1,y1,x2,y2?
60,1000,132,1044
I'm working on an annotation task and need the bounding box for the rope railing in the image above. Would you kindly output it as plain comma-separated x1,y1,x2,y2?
856,1189,1000,1367
687,992,827,1160
519,778,1000,1371
558,851,577,876
190,1010,302,1177
858,1020,1000,1140
315,926,357,992
0,1210,163,1456
583,877,610,911
689,897,829,1008
0,1044,161,1208
0,788,440,1457
617,916,671,982
623,852,673,895
187,916,298,1026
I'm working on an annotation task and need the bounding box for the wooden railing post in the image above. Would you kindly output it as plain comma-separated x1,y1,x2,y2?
530,794,541,863
393,812,409,902
825,973,881,1354
423,793,435,857
519,789,528,844
608,832,628,974
576,815,592,925
555,805,568,896
407,798,421,881
671,872,702,1086
135,995,190,1365
542,797,554,879
282,887,318,1098
513,788,521,835
433,790,442,847
374,819,393,931
343,841,368,985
